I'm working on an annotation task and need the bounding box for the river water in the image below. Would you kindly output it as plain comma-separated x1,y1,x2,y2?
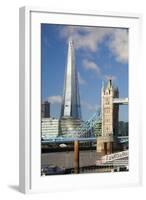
41,150,97,169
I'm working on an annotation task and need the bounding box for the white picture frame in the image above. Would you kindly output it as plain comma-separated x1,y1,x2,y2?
19,6,142,194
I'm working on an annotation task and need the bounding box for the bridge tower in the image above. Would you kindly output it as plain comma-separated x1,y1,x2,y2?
101,79,119,137
96,79,119,155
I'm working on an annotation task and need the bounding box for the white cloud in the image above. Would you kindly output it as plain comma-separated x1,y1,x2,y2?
60,26,128,64
60,26,113,52
81,101,98,112
108,29,128,63
82,59,100,75
48,95,62,104
78,72,86,85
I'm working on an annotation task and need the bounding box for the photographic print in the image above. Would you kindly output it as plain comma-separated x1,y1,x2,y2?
41,24,129,176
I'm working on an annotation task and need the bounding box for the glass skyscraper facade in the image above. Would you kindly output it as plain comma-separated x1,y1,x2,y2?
60,38,81,120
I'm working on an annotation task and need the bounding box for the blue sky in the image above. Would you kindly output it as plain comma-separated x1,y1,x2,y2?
41,24,128,122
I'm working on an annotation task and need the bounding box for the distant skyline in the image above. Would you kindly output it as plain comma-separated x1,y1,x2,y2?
41,24,128,121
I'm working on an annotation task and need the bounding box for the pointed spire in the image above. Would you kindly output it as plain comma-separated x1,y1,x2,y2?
102,80,104,89
60,38,81,119
107,79,112,89
68,36,73,45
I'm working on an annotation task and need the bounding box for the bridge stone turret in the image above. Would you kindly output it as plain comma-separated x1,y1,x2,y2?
101,79,119,137
97,79,119,156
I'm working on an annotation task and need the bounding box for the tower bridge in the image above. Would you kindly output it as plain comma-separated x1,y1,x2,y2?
42,38,128,146
41,38,129,173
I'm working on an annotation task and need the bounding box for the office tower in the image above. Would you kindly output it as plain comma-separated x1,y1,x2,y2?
61,38,81,119
60,38,82,135
41,101,50,118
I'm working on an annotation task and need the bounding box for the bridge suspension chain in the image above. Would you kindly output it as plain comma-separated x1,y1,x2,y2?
60,108,101,139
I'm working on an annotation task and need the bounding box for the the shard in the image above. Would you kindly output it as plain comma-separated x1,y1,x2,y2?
61,38,81,119
60,38,82,136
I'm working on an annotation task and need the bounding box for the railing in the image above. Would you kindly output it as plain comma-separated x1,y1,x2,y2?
42,135,128,144
96,150,128,166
